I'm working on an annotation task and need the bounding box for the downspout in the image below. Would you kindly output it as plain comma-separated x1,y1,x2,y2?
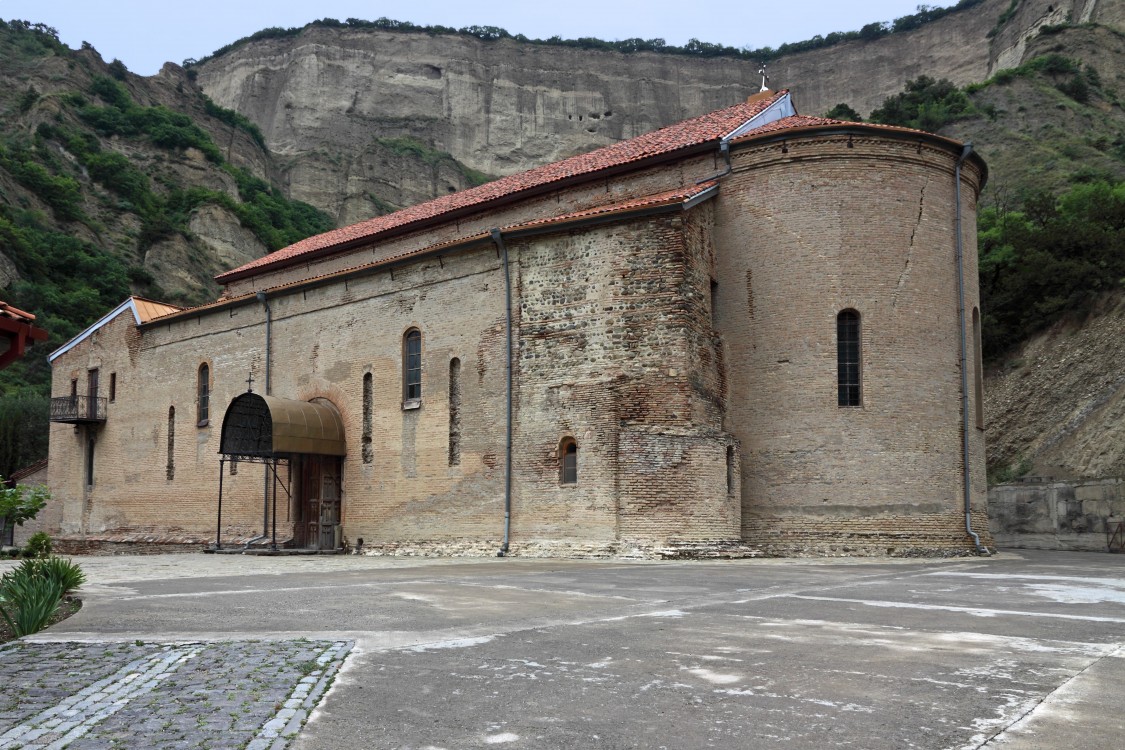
695,139,731,185
490,229,514,557
256,291,273,539
954,144,989,556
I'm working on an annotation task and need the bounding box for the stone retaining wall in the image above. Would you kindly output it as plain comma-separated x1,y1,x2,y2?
989,478,1125,551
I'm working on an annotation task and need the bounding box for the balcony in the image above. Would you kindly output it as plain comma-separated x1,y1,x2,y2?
50,395,107,424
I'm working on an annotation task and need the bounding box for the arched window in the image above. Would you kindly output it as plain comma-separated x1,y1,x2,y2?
448,358,461,466
403,329,422,405
197,363,210,426
837,310,861,407
559,437,578,485
362,372,373,464
167,406,175,480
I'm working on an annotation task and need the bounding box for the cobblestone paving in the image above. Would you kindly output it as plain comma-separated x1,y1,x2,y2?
0,640,350,750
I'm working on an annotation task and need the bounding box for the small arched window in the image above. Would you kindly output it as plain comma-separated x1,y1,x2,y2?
167,406,175,481
197,363,210,426
362,372,373,463
837,310,861,407
559,437,578,485
403,329,422,405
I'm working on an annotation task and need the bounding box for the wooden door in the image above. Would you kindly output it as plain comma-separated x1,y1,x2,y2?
86,369,99,419
298,456,341,550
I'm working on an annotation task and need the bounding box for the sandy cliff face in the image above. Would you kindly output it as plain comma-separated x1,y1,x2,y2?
195,0,1039,221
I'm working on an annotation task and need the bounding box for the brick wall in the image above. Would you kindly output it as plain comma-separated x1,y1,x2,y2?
46,126,991,556
714,134,989,553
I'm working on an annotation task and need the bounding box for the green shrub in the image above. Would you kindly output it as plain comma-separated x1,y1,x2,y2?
23,532,51,559
26,556,86,592
869,76,974,131
0,563,65,637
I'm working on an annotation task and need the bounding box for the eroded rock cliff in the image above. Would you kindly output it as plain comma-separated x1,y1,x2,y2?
194,0,1037,221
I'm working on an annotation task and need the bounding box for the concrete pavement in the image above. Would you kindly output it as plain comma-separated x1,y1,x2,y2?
1,550,1123,748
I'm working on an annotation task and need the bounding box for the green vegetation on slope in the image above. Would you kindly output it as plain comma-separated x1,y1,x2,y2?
828,38,1125,359
0,20,333,475
979,181,1125,357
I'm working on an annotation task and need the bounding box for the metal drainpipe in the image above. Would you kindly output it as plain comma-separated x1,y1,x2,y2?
695,139,731,185
256,291,273,538
954,144,989,556
490,229,514,557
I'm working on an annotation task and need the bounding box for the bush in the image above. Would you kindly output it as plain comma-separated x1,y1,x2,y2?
23,531,51,559
869,76,974,131
27,556,86,592
0,557,82,637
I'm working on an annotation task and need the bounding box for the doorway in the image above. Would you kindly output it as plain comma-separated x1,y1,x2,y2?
297,455,342,550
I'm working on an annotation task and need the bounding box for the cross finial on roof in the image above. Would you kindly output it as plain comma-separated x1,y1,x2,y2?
758,65,769,93
246,371,254,393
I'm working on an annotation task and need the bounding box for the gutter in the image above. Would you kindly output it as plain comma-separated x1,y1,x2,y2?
216,141,727,286
140,191,717,332
954,143,989,556
490,228,514,557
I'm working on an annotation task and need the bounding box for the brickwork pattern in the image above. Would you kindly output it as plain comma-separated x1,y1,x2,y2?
712,135,988,546
46,124,991,556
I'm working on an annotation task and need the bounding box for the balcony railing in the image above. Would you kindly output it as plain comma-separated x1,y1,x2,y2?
50,395,107,424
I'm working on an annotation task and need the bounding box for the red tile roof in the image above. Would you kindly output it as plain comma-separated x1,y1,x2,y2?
216,91,789,284
0,300,38,325
733,113,966,144
150,182,719,325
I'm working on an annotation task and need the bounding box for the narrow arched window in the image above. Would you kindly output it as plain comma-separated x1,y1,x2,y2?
167,406,175,481
837,310,861,407
403,329,422,405
197,363,210,426
973,307,984,429
448,358,461,466
560,437,578,485
362,372,373,463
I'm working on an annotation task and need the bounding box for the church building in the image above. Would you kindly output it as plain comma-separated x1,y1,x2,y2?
45,90,993,556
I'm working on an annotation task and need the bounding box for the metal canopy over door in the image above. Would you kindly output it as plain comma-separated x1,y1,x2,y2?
214,392,347,551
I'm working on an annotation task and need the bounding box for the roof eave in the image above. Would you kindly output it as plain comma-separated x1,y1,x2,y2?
732,122,989,190
146,186,719,331
214,140,724,286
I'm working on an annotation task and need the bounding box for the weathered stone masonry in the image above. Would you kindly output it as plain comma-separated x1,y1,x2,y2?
46,92,993,555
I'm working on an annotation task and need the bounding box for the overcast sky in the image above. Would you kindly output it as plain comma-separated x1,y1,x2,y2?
1,1,954,76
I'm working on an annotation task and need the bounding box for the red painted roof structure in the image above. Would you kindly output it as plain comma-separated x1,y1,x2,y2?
0,300,48,370
216,91,792,284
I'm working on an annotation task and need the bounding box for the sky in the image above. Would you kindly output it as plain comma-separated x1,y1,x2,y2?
0,1,955,76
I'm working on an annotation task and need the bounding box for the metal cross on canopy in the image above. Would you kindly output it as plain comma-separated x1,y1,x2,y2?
246,371,254,393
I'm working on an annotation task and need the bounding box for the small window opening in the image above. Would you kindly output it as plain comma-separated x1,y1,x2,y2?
710,279,719,327
403,329,422,405
448,358,461,466
837,310,861,407
362,372,374,464
726,444,734,495
109,372,116,402
560,437,578,485
167,406,175,480
197,363,210,426
85,436,95,487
